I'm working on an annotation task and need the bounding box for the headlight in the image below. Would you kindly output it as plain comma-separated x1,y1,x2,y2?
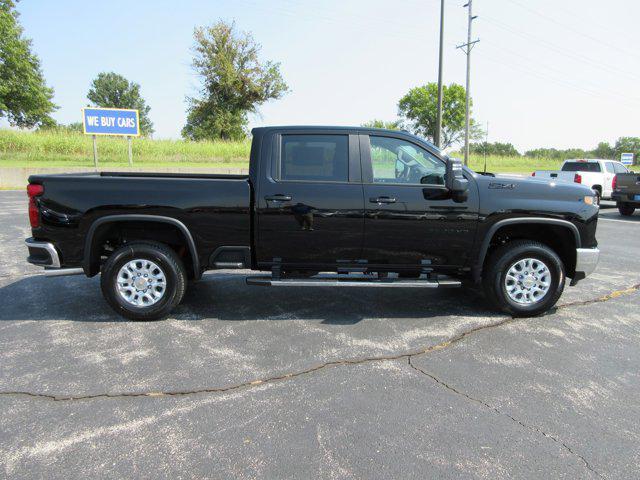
583,196,595,205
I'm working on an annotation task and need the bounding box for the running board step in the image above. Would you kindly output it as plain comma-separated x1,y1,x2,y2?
246,273,461,288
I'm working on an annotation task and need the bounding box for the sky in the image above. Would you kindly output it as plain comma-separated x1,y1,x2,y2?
12,0,640,152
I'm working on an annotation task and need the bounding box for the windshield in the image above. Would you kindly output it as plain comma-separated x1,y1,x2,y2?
561,162,601,172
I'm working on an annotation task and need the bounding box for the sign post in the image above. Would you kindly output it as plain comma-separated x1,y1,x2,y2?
92,135,98,169
82,107,140,169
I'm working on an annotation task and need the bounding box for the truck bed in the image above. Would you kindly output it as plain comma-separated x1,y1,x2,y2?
100,171,249,180
28,171,252,272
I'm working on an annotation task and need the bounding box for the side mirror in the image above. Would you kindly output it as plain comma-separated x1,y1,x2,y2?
445,158,469,202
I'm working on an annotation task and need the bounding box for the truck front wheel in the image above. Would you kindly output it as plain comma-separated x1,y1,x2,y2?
100,241,186,321
482,240,565,317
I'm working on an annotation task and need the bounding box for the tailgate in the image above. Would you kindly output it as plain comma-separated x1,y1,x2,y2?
616,173,640,194
534,171,574,182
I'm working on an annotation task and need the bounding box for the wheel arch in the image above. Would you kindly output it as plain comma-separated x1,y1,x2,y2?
475,218,580,282
83,215,200,279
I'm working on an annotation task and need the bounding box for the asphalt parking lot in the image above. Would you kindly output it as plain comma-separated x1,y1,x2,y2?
0,190,639,479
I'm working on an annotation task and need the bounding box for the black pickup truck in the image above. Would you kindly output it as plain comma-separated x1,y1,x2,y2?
612,170,640,216
25,126,600,320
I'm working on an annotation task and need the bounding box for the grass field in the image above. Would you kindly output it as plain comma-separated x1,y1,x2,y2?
0,129,251,168
0,129,562,173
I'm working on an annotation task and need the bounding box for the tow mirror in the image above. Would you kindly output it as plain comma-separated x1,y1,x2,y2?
445,158,469,202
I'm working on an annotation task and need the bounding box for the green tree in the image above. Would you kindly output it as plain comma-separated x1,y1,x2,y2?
182,20,288,141
361,119,402,130
525,147,590,160
470,142,520,157
38,120,82,133
398,83,482,148
593,141,614,159
614,137,640,161
0,0,56,128
87,72,154,136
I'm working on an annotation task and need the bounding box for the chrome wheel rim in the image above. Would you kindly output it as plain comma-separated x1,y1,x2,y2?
504,258,551,305
116,259,166,308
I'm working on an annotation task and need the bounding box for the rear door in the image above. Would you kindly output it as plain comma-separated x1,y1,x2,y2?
360,133,479,269
602,161,616,197
256,130,365,269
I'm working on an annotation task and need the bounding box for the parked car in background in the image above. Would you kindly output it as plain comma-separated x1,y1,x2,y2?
612,170,640,216
533,159,629,204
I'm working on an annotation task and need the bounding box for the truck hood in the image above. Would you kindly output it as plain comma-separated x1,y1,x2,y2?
478,173,595,199
473,173,598,222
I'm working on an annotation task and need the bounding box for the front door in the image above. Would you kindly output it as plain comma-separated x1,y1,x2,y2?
361,134,479,269
256,132,365,269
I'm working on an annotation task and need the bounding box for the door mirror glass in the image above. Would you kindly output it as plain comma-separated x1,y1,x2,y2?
445,158,469,202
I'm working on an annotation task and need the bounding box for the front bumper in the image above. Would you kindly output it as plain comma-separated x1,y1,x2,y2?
571,247,600,285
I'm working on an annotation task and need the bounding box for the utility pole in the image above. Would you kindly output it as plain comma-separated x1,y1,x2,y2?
434,0,445,149
457,0,479,166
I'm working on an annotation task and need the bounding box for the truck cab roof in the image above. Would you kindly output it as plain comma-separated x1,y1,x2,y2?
251,126,441,153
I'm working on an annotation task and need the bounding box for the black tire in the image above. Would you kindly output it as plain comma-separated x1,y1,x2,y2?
482,240,565,317
100,241,186,321
617,202,636,216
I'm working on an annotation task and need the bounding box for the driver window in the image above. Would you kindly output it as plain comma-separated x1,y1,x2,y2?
370,136,445,185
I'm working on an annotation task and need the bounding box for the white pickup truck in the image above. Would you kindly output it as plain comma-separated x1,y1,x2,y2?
533,159,629,204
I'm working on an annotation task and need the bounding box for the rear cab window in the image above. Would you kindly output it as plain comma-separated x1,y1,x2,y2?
613,163,629,173
280,135,349,182
561,161,601,172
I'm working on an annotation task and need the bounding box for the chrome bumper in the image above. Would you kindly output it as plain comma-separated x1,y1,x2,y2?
575,247,600,278
25,238,61,268
25,238,85,277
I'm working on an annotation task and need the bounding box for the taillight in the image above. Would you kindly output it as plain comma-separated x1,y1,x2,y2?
574,173,582,184
27,183,44,228
531,172,536,177
612,174,617,191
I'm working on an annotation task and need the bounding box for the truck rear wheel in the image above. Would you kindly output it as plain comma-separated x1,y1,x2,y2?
100,241,186,321
617,202,636,216
482,240,565,317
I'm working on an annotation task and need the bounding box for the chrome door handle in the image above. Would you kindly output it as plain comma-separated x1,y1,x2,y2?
265,194,292,202
369,196,396,204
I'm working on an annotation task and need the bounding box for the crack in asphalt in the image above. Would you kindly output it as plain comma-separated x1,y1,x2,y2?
406,357,606,479
557,283,639,309
0,282,637,404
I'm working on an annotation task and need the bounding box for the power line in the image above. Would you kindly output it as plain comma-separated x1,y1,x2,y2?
479,15,640,84
505,0,640,60
474,50,640,112
477,37,640,105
